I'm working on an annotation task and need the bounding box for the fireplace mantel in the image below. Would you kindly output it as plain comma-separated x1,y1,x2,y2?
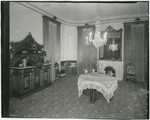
97,60,123,81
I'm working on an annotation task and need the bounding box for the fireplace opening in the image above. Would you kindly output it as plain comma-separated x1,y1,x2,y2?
104,66,115,77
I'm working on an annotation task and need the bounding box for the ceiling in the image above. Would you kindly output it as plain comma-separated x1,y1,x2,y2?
20,2,148,25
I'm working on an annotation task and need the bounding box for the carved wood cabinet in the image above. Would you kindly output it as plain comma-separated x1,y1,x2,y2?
11,63,52,98
10,33,52,98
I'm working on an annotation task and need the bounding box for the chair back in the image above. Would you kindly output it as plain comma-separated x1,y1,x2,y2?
126,63,136,75
54,62,59,74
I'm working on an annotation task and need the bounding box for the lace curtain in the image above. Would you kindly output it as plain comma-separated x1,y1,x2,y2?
48,21,57,80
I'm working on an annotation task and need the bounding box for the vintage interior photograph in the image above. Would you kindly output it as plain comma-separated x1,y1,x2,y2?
1,1,149,119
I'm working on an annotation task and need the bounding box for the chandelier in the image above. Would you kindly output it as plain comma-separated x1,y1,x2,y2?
109,39,118,51
85,16,107,48
85,31,107,48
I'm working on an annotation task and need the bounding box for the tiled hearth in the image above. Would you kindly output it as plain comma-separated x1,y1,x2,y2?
97,60,123,81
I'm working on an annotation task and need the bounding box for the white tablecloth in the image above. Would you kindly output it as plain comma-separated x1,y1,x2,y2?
77,73,118,103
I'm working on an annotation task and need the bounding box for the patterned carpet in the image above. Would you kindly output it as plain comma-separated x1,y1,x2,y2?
9,74,148,119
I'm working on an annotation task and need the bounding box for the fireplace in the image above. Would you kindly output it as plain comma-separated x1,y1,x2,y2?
104,66,115,77
97,60,123,81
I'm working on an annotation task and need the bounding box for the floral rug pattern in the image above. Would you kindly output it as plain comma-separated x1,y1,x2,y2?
9,74,148,119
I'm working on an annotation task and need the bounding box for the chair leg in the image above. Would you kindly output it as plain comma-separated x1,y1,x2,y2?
55,77,58,81
126,78,128,83
134,78,137,84
133,79,135,83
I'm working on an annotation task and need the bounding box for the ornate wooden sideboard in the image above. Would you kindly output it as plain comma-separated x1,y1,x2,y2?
10,33,52,98
11,63,51,98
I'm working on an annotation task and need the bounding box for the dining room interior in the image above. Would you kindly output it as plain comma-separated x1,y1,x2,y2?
1,1,149,119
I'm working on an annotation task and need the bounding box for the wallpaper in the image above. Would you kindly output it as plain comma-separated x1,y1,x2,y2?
124,24,132,79
124,22,148,82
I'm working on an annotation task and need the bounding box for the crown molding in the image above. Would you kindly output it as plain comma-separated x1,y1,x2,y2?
18,2,148,27
18,2,78,26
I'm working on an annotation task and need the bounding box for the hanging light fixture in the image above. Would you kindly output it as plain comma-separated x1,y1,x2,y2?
109,39,118,51
85,29,107,48
85,4,107,48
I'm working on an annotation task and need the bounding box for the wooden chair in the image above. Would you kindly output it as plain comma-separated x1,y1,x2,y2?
54,62,67,81
126,63,137,83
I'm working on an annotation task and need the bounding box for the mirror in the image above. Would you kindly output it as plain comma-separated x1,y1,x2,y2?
99,26,123,61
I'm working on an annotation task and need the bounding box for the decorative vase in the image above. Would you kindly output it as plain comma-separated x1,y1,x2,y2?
92,69,95,73
84,69,88,74
22,59,27,67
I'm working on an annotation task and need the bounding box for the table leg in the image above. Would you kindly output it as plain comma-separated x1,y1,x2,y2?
90,89,97,103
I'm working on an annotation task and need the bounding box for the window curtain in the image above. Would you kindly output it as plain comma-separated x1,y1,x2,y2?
77,27,83,75
77,26,96,75
82,28,93,73
130,24,145,82
43,16,61,81
49,21,57,80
